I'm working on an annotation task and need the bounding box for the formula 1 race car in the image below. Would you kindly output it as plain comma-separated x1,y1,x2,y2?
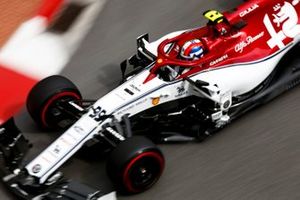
1,0,300,199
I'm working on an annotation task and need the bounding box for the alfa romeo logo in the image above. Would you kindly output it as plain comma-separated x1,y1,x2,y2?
177,86,185,94
32,164,42,174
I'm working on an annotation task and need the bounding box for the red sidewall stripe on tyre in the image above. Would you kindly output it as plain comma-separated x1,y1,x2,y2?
122,151,165,193
40,91,81,128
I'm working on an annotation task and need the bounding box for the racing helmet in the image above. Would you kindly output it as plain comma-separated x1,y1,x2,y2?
180,39,204,60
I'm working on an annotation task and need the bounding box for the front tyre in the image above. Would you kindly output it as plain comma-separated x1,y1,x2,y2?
26,75,82,129
107,136,164,194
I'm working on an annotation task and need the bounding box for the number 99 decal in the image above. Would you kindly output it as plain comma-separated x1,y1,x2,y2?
89,106,107,122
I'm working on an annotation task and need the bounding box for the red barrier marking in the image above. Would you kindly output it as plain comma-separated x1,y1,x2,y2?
37,0,64,23
0,66,37,123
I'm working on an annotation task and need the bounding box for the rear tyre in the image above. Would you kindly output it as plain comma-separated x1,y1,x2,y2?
26,75,82,129
107,136,165,194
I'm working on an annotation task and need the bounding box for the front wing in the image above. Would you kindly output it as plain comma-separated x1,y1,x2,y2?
0,118,116,200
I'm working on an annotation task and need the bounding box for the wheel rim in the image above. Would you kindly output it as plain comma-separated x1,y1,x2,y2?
123,151,164,193
40,91,81,128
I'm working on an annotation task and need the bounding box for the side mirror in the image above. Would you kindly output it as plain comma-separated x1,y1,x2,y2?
120,60,127,82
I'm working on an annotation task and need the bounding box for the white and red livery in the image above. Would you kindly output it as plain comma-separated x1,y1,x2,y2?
1,0,300,199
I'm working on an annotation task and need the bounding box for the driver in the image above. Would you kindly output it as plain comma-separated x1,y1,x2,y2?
180,39,205,60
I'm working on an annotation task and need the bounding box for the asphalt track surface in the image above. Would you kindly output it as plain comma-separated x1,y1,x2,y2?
3,0,300,199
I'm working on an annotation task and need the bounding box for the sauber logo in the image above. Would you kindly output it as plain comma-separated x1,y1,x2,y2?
264,1,300,49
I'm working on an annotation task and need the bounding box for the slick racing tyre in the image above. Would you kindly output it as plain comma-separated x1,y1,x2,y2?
107,136,165,194
27,75,82,129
